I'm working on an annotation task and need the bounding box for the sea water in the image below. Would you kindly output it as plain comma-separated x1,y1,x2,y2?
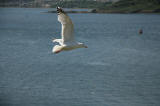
0,8,160,106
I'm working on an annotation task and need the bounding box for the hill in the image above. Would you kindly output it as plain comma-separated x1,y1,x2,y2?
1,0,160,13
0,0,115,8
96,0,160,13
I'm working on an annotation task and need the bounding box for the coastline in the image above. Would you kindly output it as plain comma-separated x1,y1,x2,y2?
0,7,160,14
47,9,160,14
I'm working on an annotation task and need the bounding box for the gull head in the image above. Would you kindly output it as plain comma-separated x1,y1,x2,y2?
52,45,64,54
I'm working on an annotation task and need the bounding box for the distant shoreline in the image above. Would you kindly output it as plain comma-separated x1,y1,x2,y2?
0,7,160,14
47,9,160,14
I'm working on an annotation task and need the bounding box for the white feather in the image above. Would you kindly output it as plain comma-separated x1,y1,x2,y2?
52,8,87,53
58,13,74,44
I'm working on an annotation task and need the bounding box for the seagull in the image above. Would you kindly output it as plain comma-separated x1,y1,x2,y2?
52,7,88,54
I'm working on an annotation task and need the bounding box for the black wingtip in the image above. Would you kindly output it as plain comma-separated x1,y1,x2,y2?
56,6,65,14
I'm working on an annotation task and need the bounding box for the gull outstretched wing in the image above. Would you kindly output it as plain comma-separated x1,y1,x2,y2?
57,7,74,43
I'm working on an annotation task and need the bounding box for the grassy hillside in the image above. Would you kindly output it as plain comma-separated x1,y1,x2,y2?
51,0,108,8
51,0,160,13
97,0,160,13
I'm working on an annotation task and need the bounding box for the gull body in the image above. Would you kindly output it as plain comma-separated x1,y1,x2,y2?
52,7,87,54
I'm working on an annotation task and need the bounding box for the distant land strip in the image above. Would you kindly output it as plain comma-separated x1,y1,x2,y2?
47,9,160,14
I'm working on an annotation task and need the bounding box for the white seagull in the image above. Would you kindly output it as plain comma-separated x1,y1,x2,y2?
52,7,88,54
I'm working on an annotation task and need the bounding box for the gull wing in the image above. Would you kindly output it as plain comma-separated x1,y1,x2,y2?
57,7,74,43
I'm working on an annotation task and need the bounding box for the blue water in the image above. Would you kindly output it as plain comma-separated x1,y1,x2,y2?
0,8,160,106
